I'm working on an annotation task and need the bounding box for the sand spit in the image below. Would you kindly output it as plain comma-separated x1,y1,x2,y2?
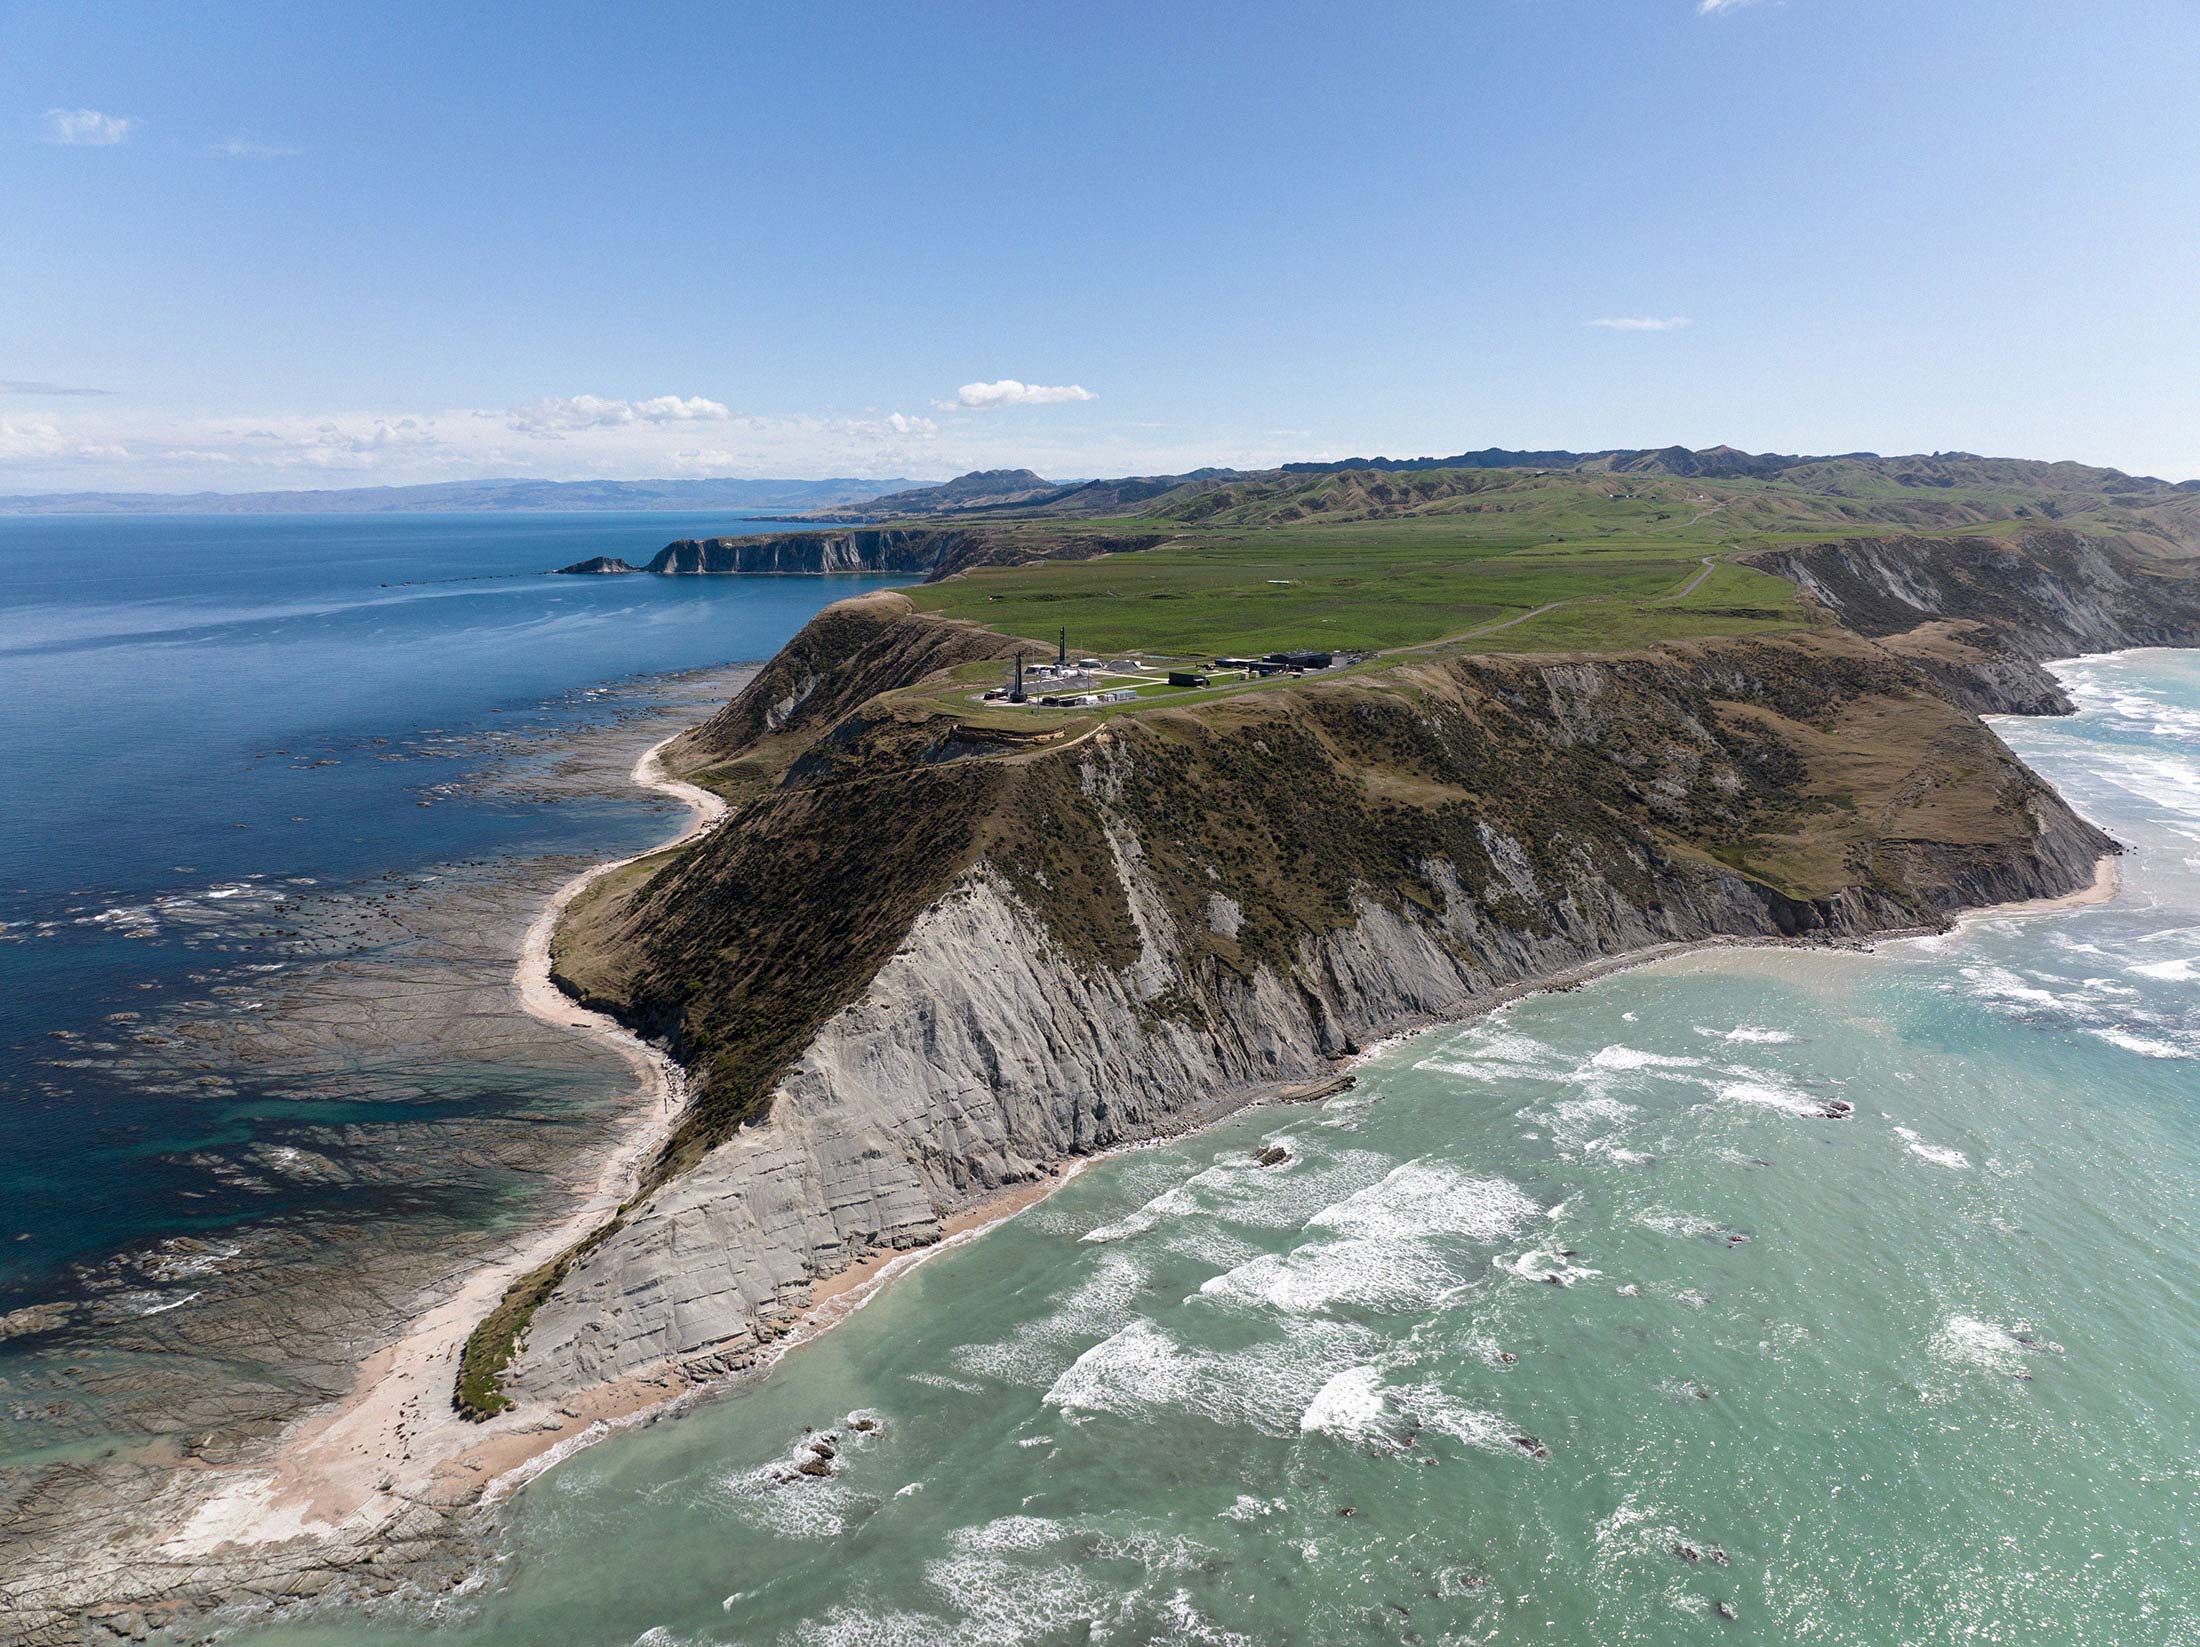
150,735,727,1562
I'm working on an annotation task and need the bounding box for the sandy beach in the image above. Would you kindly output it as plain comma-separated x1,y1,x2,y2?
1964,851,2122,920
155,733,729,1559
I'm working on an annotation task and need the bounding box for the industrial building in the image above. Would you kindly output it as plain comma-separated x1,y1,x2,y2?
979,639,1352,711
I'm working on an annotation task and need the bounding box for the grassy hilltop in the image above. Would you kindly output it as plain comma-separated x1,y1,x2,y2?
885,452,2197,667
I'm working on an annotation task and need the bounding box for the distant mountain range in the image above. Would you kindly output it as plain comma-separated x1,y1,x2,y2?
805,446,2200,524
0,476,927,516
12,447,2195,522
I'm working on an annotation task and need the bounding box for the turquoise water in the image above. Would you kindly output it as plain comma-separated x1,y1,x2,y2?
0,514,903,1460
242,647,2200,1646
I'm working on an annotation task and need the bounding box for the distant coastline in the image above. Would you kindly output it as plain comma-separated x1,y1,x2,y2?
0,475,927,517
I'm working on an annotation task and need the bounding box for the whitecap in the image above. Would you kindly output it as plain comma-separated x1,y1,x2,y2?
1414,1027,1563,1081
1498,1246,1601,1286
1299,1364,1388,1438
2088,1027,2190,1059
955,1250,1147,1384
1297,1367,1524,1460
1307,1159,1542,1245
1080,1183,1204,1244
1692,1025,1797,1044
1193,1162,1541,1312
1588,1140,1658,1166
1932,1314,2062,1382
1712,1078,1823,1118
128,1289,200,1316
1584,1044,1708,1073
1158,1590,1263,1647
1043,1315,1372,1433
2128,956,2200,982
1540,1093,1639,1153
2079,748,2200,819
1892,1126,1970,1169
1082,1146,1391,1244
1636,1208,1728,1239
1404,1382,1525,1456
905,1371,986,1394
1957,964,2067,1009
1199,1236,1462,1315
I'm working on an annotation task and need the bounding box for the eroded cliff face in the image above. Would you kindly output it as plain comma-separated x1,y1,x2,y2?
645,526,1166,578
516,610,2111,1399
1749,529,2200,675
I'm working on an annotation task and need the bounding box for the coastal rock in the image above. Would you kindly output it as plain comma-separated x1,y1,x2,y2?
0,1300,79,1340
553,556,640,575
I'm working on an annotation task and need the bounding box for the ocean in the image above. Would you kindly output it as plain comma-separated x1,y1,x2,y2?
231,647,2200,1647
0,514,907,1470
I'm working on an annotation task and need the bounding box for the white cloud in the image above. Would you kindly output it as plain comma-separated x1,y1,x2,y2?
0,378,112,396
41,108,136,146
505,393,732,433
1697,0,1764,12
950,379,1097,410
1588,315,1694,332
211,137,302,158
0,397,962,491
0,416,129,463
632,393,730,422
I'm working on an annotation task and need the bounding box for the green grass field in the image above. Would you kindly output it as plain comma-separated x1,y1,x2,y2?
888,450,2200,710
905,512,1813,660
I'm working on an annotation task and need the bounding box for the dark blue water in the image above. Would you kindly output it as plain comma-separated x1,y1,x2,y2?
0,514,898,1329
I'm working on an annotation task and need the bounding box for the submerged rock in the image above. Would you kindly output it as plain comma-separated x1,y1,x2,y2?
0,1300,78,1340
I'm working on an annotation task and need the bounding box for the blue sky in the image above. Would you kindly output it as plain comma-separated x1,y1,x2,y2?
4,0,2197,489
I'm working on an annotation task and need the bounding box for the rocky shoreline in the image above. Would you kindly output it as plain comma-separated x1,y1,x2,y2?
0,668,759,1647
9,522,2198,1643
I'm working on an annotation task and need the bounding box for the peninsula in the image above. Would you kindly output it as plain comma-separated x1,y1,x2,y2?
501,446,2199,1416
16,445,2200,1644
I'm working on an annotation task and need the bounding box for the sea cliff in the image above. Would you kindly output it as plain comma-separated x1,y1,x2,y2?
502,537,2161,1401
624,526,1168,578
